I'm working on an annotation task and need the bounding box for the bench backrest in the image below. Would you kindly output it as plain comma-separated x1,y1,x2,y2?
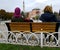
9,22,30,32
32,22,56,32
8,22,57,32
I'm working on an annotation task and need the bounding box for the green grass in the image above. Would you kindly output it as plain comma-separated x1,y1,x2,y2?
0,43,60,50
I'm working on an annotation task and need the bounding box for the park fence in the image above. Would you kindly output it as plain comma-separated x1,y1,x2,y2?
0,31,60,47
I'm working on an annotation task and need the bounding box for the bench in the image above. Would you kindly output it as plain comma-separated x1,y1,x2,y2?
6,22,57,33
6,22,58,44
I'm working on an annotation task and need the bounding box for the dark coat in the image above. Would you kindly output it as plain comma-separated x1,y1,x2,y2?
39,13,57,22
11,16,24,22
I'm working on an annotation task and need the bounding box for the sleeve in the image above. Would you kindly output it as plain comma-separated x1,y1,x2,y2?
39,15,45,22
52,15,57,22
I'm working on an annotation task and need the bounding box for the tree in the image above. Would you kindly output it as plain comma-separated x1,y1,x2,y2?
0,9,13,20
21,11,26,18
0,9,6,20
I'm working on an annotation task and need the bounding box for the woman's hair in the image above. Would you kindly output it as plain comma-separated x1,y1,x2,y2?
44,5,53,13
26,12,29,17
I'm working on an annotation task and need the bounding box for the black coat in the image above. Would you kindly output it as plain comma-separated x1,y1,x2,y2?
11,17,24,22
39,13,57,22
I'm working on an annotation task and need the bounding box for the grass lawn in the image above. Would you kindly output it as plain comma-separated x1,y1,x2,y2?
0,43,60,50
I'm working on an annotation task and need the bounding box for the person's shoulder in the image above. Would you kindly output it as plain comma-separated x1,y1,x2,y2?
51,13,56,17
41,13,50,15
41,13,49,17
41,13,45,16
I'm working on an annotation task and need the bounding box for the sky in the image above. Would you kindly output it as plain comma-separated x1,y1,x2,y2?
0,0,60,12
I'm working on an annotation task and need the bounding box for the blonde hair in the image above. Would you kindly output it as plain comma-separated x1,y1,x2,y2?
44,5,53,13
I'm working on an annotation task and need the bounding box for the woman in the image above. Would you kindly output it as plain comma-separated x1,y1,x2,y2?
39,5,57,22
11,7,24,22
24,12,33,22
39,6,58,43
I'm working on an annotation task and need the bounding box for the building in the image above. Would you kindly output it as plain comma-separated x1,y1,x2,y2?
28,8,40,18
25,8,40,20
31,8,40,17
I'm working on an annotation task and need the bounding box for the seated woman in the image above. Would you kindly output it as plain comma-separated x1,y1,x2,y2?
24,12,33,22
39,5,58,44
39,5,57,22
11,7,24,22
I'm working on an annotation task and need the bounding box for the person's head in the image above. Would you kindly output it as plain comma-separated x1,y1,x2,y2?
14,7,21,18
44,5,53,13
26,12,31,19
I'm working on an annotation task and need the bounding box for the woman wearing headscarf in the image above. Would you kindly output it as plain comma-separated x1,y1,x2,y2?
11,7,24,22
